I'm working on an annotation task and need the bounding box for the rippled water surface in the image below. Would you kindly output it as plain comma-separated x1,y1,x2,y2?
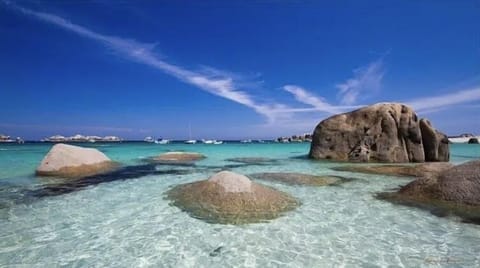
1,142,479,267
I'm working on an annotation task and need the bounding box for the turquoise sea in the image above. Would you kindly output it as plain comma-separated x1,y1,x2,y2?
0,142,479,267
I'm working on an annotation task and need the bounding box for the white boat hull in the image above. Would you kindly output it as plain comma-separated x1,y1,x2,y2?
448,136,480,143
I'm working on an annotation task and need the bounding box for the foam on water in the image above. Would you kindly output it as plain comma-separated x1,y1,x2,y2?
1,142,480,267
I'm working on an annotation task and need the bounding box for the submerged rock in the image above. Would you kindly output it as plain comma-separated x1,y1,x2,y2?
151,152,206,164
166,171,299,224
225,157,277,164
377,161,480,224
309,103,450,163
250,172,347,186
332,162,453,178
33,164,193,198
35,143,117,178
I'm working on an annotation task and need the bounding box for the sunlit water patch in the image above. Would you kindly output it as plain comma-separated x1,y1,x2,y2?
0,142,479,267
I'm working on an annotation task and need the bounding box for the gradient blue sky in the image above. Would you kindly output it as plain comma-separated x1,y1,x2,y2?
1,0,479,140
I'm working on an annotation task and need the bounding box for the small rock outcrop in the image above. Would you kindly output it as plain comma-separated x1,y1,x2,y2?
151,152,206,164
332,162,453,178
226,157,276,164
309,103,450,163
250,172,348,186
166,171,299,224
36,143,116,178
378,161,480,224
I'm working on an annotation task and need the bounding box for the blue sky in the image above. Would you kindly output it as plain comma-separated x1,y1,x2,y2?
1,0,479,140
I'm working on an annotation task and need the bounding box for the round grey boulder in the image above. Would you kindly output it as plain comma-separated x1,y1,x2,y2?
166,171,299,224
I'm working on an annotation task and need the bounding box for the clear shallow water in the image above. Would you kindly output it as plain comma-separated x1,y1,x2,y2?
0,142,479,267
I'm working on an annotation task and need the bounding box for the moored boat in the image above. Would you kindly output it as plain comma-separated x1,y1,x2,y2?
155,139,170,144
448,133,479,143
144,136,155,143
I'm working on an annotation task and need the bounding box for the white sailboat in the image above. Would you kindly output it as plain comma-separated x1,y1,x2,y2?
185,124,197,144
144,136,155,143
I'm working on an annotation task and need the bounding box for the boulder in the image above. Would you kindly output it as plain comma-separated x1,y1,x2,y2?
378,161,480,224
36,143,117,178
250,172,348,186
398,161,480,204
151,152,206,164
166,171,299,224
332,162,453,178
309,103,450,163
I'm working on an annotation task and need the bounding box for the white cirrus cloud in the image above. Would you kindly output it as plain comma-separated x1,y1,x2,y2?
335,59,384,105
283,85,361,114
4,1,287,122
406,87,480,112
3,0,479,133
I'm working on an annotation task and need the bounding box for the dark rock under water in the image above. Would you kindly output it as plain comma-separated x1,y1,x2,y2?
249,172,353,186
29,164,194,198
209,246,224,257
26,160,278,199
225,157,278,165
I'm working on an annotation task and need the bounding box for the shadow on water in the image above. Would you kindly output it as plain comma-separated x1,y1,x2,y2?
26,161,269,199
28,164,195,198
1,160,292,207
289,154,310,160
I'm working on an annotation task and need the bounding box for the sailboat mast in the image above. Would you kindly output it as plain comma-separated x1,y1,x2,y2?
189,123,192,140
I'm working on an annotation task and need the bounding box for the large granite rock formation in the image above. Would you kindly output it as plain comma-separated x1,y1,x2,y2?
309,103,449,163
36,143,117,178
166,171,299,224
378,161,480,224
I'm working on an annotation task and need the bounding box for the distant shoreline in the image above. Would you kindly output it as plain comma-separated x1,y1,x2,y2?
0,140,309,144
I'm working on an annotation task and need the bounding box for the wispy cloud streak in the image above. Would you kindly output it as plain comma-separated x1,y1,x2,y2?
407,87,480,112
3,0,479,131
336,59,384,105
283,85,360,114
4,1,285,121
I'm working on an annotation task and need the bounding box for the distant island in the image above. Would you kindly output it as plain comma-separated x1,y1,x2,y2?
275,133,312,143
